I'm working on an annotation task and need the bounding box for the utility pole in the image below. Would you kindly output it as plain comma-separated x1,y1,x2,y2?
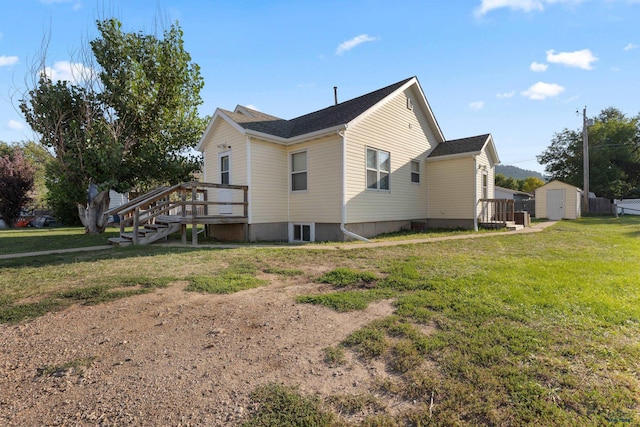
582,106,590,214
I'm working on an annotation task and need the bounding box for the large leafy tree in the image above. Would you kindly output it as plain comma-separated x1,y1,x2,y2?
0,148,35,227
0,141,52,212
538,107,640,199
20,18,205,233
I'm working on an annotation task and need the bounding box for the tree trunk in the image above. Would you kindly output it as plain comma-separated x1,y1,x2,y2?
78,190,110,234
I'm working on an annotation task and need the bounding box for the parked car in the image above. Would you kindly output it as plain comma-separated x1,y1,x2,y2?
29,215,58,228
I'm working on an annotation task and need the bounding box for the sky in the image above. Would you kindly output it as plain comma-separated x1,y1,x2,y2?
1,0,639,173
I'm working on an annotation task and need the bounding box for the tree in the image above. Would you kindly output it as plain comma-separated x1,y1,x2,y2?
538,107,640,199
20,18,205,233
0,148,35,227
495,173,519,190
521,176,545,193
1,141,53,212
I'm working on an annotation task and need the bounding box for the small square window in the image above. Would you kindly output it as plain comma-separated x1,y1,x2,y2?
292,223,313,242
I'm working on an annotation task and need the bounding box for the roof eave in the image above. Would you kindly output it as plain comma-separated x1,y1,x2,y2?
245,123,347,145
195,109,247,151
425,151,482,162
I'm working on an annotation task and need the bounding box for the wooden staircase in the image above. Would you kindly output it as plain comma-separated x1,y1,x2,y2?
107,215,182,246
105,182,248,246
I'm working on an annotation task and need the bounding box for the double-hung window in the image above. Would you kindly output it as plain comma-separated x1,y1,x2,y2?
366,147,390,190
220,154,230,185
410,160,420,183
482,173,488,199
291,151,307,191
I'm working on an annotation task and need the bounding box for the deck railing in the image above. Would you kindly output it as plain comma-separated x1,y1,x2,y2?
105,182,248,245
478,198,515,224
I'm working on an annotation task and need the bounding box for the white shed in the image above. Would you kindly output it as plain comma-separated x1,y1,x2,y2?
535,180,582,220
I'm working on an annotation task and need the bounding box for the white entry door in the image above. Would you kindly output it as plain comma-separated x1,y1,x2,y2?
547,189,564,220
218,152,232,215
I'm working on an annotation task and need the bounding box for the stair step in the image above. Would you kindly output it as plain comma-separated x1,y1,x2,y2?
108,237,133,246
156,215,182,224
144,223,169,230
120,232,145,240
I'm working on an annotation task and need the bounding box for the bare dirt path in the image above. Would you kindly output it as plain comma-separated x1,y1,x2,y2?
1,273,396,426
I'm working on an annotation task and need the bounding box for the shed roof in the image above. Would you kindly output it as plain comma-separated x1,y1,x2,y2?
427,134,491,158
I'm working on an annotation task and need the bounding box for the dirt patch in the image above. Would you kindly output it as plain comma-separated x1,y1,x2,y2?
0,275,398,426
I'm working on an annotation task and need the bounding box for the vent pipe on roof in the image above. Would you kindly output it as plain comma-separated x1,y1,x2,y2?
334,86,338,105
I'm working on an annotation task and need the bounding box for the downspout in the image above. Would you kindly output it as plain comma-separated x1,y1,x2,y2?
246,136,252,225
473,156,478,231
338,126,371,242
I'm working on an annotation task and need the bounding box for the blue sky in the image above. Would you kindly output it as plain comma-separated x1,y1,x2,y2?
1,0,639,173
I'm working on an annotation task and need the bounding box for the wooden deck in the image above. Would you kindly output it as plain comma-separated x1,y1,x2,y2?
105,182,249,246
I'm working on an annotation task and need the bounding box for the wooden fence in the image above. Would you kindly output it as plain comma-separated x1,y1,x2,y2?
589,197,615,215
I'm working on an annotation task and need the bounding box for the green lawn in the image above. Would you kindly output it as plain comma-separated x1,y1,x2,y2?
1,217,639,425
0,227,120,255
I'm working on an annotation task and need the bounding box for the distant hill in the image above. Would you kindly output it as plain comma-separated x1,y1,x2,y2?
496,165,545,181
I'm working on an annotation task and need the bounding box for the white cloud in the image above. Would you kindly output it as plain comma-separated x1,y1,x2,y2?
476,0,543,16
0,55,19,67
497,90,515,99
624,43,638,51
546,49,598,70
42,61,94,83
245,104,259,111
475,0,585,16
469,101,485,110
7,120,24,131
530,61,548,72
521,82,565,100
336,34,378,55
40,0,82,9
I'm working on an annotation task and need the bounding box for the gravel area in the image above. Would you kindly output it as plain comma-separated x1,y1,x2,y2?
0,272,397,426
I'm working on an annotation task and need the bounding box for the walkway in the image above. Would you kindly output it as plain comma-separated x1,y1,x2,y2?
0,221,557,260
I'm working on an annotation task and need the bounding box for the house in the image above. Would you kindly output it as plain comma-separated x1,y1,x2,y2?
494,186,532,202
196,76,500,242
535,180,582,220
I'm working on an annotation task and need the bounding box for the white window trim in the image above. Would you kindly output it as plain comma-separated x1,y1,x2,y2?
410,159,421,184
366,147,391,191
218,150,231,185
288,222,315,243
290,149,308,193
482,172,489,199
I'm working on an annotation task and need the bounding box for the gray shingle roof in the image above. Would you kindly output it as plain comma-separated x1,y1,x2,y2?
228,77,414,139
428,134,491,158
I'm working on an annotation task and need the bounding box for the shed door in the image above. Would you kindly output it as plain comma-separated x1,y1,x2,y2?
218,152,232,215
547,189,564,220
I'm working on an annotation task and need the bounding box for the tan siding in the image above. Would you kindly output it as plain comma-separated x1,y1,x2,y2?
535,180,581,219
249,140,288,223
200,119,247,216
345,87,435,222
288,136,342,223
474,150,495,217
427,157,474,219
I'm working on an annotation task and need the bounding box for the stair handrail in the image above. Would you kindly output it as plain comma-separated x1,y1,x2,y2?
105,185,170,217
108,183,183,217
